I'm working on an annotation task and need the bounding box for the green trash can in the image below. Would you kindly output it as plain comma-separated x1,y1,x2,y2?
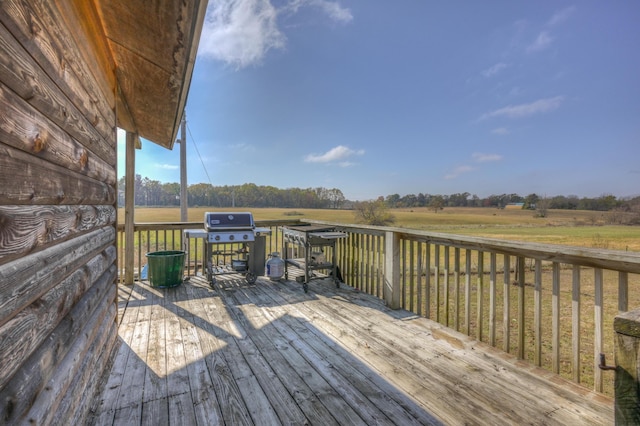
145,250,185,288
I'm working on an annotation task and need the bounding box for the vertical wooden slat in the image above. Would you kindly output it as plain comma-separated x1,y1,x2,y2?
359,233,365,291
552,262,561,374
409,241,415,313
425,243,431,319
489,253,496,346
465,249,471,335
366,234,372,295
349,233,355,287
371,235,378,297
534,259,542,366
503,255,511,353
454,248,461,331
476,251,484,342
434,244,440,323
594,267,604,392
417,242,423,317
619,271,629,313
400,238,407,308
384,231,400,309
444,246,450,326
572,265,581,383
517,256,525,360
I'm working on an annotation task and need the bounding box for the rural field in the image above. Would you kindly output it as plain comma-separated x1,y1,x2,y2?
119,206,640,252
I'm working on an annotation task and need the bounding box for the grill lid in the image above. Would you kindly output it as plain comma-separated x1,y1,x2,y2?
204,212,255,231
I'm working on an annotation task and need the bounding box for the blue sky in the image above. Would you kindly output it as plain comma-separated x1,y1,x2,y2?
117,1,640,201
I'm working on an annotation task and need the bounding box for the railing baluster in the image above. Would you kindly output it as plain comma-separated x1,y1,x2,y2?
534,259,542,366
619,271,629,313
454,248,461,331
444,246,450,326
425,243,431,319
594,267,604,392
434,244,440,323
489,252,496,346
572,265,581,383
465,249,471,335
517,256,525,360
477,251,484,342
417,242,423,317
552,262,561,374
401,238,407,309
410,241,415,313
503,255,511,353
366,234,372,295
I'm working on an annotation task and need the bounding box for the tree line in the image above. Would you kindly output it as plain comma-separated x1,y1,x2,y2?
118,175,638,215
117,176,346,209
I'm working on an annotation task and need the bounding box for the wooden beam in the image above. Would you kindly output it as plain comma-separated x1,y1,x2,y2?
384,231,400,309
124,131,135,284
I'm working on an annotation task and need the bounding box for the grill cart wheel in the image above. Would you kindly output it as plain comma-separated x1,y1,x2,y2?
246,272,256,284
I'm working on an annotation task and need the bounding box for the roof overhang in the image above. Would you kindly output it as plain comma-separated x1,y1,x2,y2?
92,0,208,149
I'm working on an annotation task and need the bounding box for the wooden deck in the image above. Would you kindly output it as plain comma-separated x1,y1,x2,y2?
90,273,614,425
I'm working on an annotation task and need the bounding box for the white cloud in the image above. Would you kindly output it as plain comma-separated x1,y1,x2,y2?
198,0,285,68
482,62,509,78
527,31,553,52
198,0,352,68
472,153,503,163
491,127,509,135
313,0,353,23
548,6,576,26
284,0,353,23
154,163,179,170
304,145,364,164
444,165,474,180
478,96,564,120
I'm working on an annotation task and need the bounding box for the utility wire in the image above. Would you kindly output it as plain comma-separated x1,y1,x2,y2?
186,122,222,206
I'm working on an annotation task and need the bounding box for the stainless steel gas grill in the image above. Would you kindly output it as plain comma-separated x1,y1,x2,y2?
282,224,346,292
184,212,270,287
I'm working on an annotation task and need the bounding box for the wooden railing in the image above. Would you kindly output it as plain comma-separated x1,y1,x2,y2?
116,219,640,397
115,220,300,280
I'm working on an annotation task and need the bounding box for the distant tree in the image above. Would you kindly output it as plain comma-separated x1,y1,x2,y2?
353,200,396,226
535,196,550,218
429,195,445,213
524,193,539,210
385,193,401,208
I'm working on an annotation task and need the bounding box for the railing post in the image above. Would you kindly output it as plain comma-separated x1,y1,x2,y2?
384,230,400,309
124,131,136,285
613,308,640,424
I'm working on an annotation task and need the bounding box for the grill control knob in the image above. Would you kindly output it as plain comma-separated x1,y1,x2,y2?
243,234,248,240
229,235,235,241
215,235,220,241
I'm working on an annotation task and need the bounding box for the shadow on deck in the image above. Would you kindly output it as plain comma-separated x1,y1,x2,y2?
90,273,613,425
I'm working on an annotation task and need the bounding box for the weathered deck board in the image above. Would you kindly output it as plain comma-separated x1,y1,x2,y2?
90,274,613,425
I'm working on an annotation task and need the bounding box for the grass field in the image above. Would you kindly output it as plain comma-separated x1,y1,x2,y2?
120,206,640,252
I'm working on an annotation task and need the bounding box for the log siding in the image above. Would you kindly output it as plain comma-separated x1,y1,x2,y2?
0,1,118,423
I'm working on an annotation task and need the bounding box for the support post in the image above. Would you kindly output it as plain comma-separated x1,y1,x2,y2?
124,132,136,285
613,308,640,424
179,112,188,222
384,230,400,309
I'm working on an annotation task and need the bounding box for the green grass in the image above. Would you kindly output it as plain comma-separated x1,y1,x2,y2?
120,206,640,252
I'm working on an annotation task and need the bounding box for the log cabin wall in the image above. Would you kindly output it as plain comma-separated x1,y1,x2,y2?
0,1,118,423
